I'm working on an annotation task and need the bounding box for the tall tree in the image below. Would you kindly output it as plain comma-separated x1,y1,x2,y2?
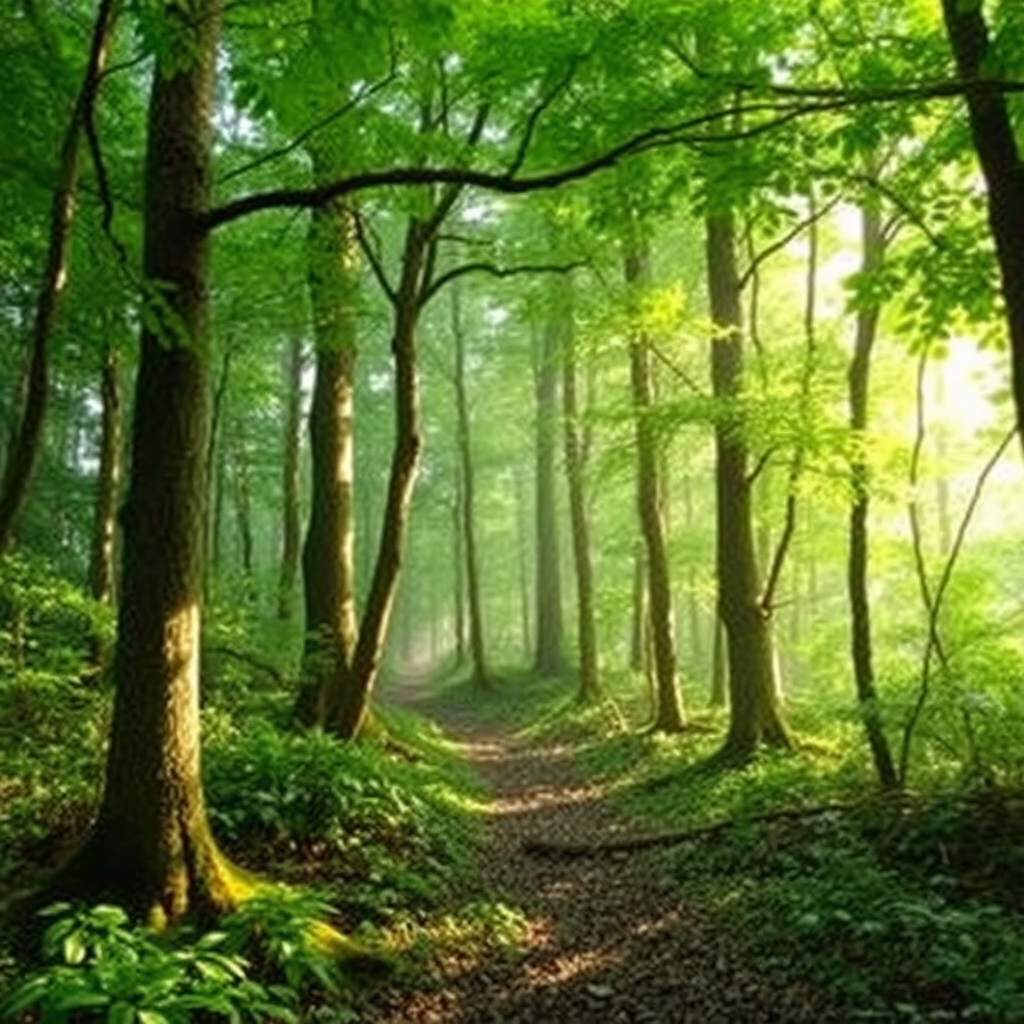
0,0,117,554
559,274,599,703
706,204,790,761
452,282,488,687
940,0,1024,452
533,298,564,676
59,0,246,920
847,200,899,790
277,336,304,621
625,232,685,734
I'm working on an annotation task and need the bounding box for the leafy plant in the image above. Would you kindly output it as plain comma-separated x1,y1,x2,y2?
0,903,297,1024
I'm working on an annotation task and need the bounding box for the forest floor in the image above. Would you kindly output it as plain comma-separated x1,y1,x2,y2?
357,679,845,1024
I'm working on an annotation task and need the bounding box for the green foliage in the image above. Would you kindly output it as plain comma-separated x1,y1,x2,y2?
203,717,477,922
0,903,298,1024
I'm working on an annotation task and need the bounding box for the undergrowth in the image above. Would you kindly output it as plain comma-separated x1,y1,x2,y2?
464,666,1024,1024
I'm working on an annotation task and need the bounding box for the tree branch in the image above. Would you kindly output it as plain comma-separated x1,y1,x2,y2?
421,258,586,307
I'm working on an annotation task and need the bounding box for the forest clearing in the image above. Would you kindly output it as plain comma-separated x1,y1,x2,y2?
4,0,1024,1020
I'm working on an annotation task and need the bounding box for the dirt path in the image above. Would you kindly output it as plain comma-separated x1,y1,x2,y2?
361,688,842,1024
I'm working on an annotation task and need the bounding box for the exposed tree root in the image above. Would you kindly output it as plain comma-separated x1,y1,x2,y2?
522,797,906,858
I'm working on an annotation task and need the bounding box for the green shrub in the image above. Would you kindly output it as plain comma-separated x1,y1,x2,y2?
0,903,297,1024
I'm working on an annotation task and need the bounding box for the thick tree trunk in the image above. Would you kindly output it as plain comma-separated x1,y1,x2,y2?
560,278,599,704
59,0,244,923
452,283,488,687
294,197,360,728
848,204,899,790
0,0,117,554
941,0,1024,453
625,240,685,734
706,211,789,761
277,336,303,621
533,309,564,676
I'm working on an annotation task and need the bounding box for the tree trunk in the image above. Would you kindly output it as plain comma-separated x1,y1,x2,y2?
451,458,466,666
339,221,429,736
707,210,789,761
294,196,360,728
277,336,303,621
0,0,117,554
848,203,899,790
58,0,243,923
625,239,684,734
941,0,1024,453
230,432,254,589
452,283,488,687
88,345,121,609
560,277,599,704
630,540,647,674
533,309,563,676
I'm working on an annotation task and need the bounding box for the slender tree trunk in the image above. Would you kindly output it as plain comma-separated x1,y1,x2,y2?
848,203,899,790
205,349,230,598
516,467,533,660
339,221,430,736
230,433,254,588
630,540,647,674
533,311,563,676
560,277,599,704
58,0,243,923
0,0,117,554
294,196,360,728
88,345,121,609
625,238,684,733
710,616,727,708
941,0,1024,454
707,210,789,761
452,283,488,687
277,336,303,621
451,458,466,666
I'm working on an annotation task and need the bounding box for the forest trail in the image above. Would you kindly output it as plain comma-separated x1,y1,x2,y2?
360,678,842,1024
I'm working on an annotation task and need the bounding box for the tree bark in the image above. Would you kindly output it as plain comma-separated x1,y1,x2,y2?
848,204,900,790
452,282,488,687
294,196,360,728
707,210,789,761
59,0,244,923
941,0,1024,452
625,239,684,733
277,336,303,621
0,0,117,554
533,307,564,676
560,276,599,704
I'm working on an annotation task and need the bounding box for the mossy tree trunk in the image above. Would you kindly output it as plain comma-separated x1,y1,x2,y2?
294,194,360,729
60,0,246,924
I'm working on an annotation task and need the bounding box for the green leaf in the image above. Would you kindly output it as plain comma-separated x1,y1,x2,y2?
137,1011,171,1024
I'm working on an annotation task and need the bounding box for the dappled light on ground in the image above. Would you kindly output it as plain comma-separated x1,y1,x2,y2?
358,686,843,1024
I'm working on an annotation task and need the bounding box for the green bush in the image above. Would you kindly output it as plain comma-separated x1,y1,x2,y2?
0,903,297,1024
204,719,475,922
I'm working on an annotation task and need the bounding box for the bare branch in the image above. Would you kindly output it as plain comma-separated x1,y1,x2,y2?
738,194,841,290
421,259,586,308
219,71,399,185
506,61,579,176
352,206,397,304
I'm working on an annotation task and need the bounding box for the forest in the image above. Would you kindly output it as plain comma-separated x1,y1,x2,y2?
2,0,1024,1020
